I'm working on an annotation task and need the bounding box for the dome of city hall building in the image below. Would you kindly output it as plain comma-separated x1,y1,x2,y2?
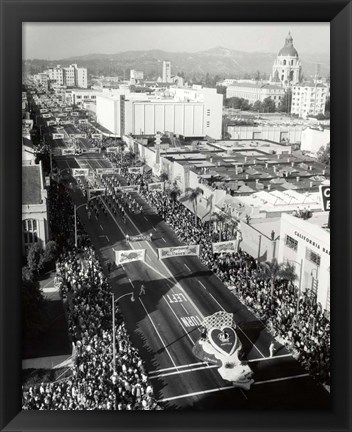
278,32,298,57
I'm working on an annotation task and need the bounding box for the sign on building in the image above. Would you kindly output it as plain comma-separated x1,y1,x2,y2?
319,185,330,211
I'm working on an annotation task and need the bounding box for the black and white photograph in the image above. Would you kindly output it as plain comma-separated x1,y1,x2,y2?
21,22,331,411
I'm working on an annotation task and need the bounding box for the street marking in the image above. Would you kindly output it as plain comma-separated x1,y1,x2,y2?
199,281,207,289
100,224,103,230
254,373,310,385
149,362,206,375
106,235,110,242
139,298,177,369
180,316,202,328
248,354,292,363
162,237,167,243
162,296,196,345
181,303,189,315
158,385,237,403
128,278,135,288
150,364,218,379
144,217,148,221
153,227,157,231
42,278,55,289
184,264,191,271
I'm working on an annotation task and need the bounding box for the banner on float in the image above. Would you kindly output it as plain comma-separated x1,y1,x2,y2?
52,133,65,140
61,148,76,155
72,168,89,177
42,113,52,119
128,167,144,175
79,119,88,124
85,147,100,153
95,168,120,175
148,182,164,192
71,112,79,117
114,249,146,265
46,120,56,126
69,133,87,139
107,147,119,153
65,107,72,112
91,133,103,140
120,185,140,192
158,245,200,260
127,234,151,242
212,240,239,254
88,188,105,200
40,109,48,113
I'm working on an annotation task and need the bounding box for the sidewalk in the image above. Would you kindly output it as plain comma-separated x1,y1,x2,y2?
22,354,73,370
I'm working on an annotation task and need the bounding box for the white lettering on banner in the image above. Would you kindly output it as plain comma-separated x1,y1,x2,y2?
158,245,200,260
91,134,103,139
61,148,76,155
79,119,88,124
72,168,89,177
95,168,120,175
42,113,52,118
166,293,187,303
180,316,203,328
107,147,119,153
52,133,65,140
212,240,238,254
71,112,79,117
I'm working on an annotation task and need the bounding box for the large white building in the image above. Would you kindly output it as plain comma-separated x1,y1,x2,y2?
46,64,88,88
291,83,329,118
278,212,330,316
96,87,223,139
162,61,172,83
300,127,330,155
226,83,285,107
271,32,302,86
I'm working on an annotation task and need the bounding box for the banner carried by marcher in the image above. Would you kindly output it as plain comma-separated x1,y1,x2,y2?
52,133,65,140
88,188,105,200
148,182,164,192
158,245,200,260
212,240,239,254
72,168,89,177
127,234,151,242
69,133,87,139
91,133,103,140
95,168,120,175
107,147,119,153
120,185,140,192
128,167,144,175
114,249,146,265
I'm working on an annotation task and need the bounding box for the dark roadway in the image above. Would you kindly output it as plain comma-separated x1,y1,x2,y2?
55,153,330,410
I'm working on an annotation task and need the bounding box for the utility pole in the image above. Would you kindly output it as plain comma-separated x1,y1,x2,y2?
112,292,116,374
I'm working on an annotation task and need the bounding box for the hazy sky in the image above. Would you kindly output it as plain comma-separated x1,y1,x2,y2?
23,22,330,60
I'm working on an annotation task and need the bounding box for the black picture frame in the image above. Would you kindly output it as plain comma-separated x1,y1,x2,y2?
1,0,351,431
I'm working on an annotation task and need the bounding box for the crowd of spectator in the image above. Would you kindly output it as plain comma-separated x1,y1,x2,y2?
22,180,162,410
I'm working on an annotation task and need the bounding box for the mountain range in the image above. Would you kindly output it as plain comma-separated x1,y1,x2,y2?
24,47,330,80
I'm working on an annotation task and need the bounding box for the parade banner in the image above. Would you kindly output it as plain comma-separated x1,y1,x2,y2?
91,133,103,140
59,120,72,125
127,234,151,242
84,147,100,153
88,188,105,200
107,147,119,153
120,185,140,192
46,120,56,126
65,107,72,112
95,168,120,175
42,113,52,119
71,112,79,117
40,109,48,113
62,148,76,155
114,249,146,265
58,113,68,117
69,133,87,139
72,168,89,177
79,119,88,124
158,245,200,260
192,311,254,390
212,240,239,254
148,182,164,192
128,167,144,175
52,133,65,140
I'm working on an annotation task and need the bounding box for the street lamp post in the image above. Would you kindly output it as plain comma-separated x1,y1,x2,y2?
112,291,135,373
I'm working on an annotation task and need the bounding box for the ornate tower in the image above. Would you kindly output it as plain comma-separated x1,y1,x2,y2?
272,32,302,87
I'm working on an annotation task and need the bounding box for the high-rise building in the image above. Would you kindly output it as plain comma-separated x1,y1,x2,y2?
162,61,172,83
46,64,88,88
271,32,302,86
291,83,329,118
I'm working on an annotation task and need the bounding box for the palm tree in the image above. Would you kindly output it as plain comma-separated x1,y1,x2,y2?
117,140,126,162
260,259,290,297
210,211,233,241
179,187,204,226
167,183,181,210
159,172,169,190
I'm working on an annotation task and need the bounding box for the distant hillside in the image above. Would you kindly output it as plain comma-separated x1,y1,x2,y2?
23,47,330,80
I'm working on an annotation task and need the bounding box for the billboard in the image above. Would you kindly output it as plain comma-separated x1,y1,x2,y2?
212,240,239,254
114,249,146,265
319,185,330,211
158,245,200,260
72,168,89,177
